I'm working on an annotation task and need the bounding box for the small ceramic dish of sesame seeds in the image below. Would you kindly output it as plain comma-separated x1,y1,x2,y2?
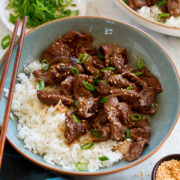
151,154,180,180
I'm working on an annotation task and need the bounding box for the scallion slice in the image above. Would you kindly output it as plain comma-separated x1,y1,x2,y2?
100,96,107,104
100,67,116,72
156,0,167,6
98,156,109,161
75,162,88,171
90,129,102,138
80,143,94,150
136,58,144,70
83,81,95,92
74,99,78,106
78,53,88,63
72,114,80,123
127,86,133,90
134,72,143,76
41,59,50,71
71,67,79,76
124,129,130,139
157,13,170,22
93,75,100,86
97,53,105,60
39,80,45,90
1,35,11,50
131,113,142,121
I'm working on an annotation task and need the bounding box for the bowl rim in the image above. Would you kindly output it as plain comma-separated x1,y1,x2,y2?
0,16,180,176
151,154,180,180
117,0,180,31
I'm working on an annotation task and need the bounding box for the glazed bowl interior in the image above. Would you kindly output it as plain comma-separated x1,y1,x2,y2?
0,16,179,175
151,154,180,180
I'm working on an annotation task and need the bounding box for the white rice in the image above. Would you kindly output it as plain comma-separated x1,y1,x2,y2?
137,5,180,27
10,61,130,171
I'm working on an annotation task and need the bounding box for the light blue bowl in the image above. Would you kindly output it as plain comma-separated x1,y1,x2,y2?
0,16,179,175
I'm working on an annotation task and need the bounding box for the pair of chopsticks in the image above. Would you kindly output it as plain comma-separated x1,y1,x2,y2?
0,16,27,168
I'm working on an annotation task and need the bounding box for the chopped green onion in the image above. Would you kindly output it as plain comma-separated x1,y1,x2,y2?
9,13,17,25
97,53,105,59
124,0,129,5
39,80,45,90
127,86,133,90
90,129,102,138
74,99,78,106
100,67,116,72
100,80,107,84
71,67,79,76
98,156,109,161
157,13,170,22
75,162,88,171
134,72,143,76
41,59,50,71
93,75,100,86
83,81,95,92
136,58,144,70
71,3,77,6
124,129,130,139
131,113,142,121
78,53,88,63
100,96,107,104
1,35,11,50
80,143,94,150
72,114,81,123
156,0,167,6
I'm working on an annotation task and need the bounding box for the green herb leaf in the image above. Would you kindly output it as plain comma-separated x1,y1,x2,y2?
100,67,116,72
83,81,95,92
80,143,94,150
98,156,109,161
100,96,107,104
72,114,81,123
1,34,11,50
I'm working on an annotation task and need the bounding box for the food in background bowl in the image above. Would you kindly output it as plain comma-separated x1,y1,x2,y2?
124,0,180,27
11,30,162,171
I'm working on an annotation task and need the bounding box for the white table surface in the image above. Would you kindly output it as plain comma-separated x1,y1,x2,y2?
0,0,179,179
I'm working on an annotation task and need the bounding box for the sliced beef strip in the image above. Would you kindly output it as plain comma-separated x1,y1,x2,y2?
99,43,128,73
122,72,147,89
37,90,74,106
124,141,146,161
73,74,94,98
33,69,56,85
62,31,93,57
79,47,98,56
41,40,71,62
147,0,158,6
104,95,125,141
60,75,74,96
48,56,72,65
135,67,162,94
83,55,105,75
167,0,180,16
64,115,90,144
127,0,147,9
96,81,111,96
76,97,99,119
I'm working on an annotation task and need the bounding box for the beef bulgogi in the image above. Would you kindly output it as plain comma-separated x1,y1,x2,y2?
33,30,162,162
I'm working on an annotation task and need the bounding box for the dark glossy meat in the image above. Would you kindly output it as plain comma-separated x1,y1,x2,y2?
84,55,105,74
135,67,162,94
122,72,147,89
73,74,94,98
33,69,56,85
147,0,158,6
62,31,93,57
107,74,137,89
37,90,74,106
124,141,146,161
167,0,180,16
104,95,125,141
48,56,72,65
41,40,71,62
79,47,98,56
64,115,90,144
99,43,128,73
127,0,147,9
96,81,111,95
61,76,74,95
76,97,99,119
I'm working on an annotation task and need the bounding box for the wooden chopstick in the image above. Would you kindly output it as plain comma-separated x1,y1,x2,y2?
0,20,20,101
0,16,27,168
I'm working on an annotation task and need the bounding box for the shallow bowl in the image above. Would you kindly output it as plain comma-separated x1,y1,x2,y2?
116,0,180,37
0,16,179,175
